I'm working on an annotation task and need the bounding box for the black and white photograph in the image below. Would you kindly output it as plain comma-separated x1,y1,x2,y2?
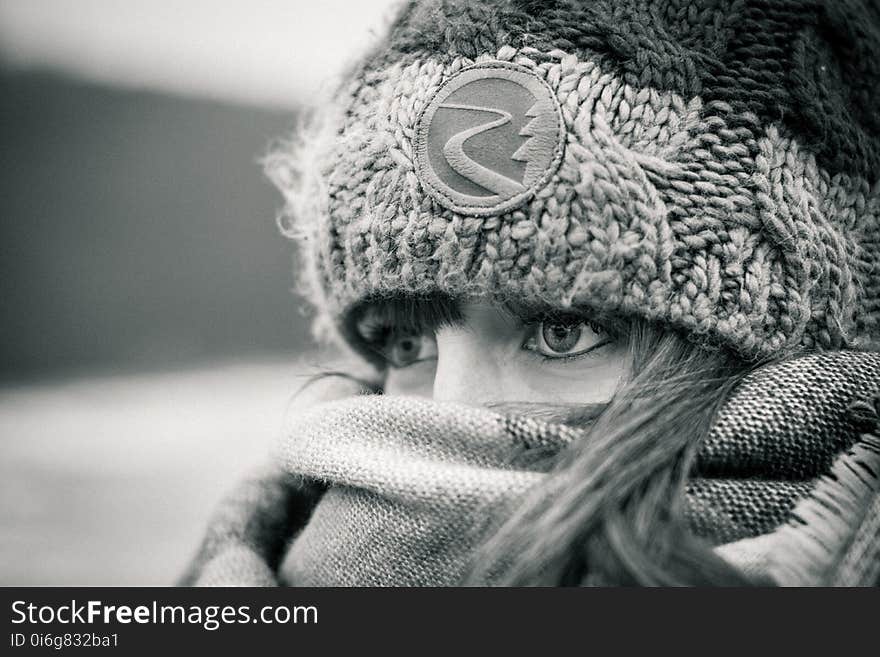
2,0,879,604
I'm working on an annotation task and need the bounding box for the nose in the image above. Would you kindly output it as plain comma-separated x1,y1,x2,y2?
431,329,501,406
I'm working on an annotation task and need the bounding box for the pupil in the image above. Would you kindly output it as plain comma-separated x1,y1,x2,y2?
391,334,421,365
543,323,581,352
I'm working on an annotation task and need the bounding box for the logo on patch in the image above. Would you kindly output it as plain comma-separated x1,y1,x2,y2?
414,61,565,216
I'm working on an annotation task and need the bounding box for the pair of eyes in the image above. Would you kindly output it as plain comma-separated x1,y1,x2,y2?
379,319,612,369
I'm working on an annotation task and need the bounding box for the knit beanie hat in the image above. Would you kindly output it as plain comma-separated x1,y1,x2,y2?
269,0,880,361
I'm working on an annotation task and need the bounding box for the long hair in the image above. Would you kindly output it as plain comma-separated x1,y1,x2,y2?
466,319,762,586
298,307,764,585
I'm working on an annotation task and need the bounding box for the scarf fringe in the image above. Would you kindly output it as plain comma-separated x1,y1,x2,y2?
766,431,880,586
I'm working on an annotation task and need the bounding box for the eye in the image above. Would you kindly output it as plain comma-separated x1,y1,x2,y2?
363,329,436,369
354,304,444,370
523,318,611,359
385,331,437,368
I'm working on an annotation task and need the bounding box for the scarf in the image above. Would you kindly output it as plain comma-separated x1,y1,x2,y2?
180,351,880,586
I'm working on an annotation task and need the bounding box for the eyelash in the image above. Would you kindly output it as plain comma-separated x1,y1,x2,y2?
356,311,614,367
523,319,612,362
524,338,611,364
356,318,431,369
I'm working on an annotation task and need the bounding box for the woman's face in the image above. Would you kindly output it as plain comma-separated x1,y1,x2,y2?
355,298,628,407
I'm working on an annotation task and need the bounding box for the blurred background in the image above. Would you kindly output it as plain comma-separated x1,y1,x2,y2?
0,0,397,584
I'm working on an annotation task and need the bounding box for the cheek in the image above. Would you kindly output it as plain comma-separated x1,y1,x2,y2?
381,346,628,405
382,360,437,397
505,352,627,405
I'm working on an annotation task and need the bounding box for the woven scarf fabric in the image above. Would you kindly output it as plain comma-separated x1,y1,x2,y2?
182,352,880,587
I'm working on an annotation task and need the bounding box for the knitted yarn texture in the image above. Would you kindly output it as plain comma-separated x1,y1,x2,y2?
182,351,880,586
268,0,880,361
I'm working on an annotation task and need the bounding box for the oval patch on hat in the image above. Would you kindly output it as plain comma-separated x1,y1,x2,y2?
414,61,565,216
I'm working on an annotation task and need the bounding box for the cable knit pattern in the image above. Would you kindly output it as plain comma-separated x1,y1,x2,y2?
267,0,880,361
